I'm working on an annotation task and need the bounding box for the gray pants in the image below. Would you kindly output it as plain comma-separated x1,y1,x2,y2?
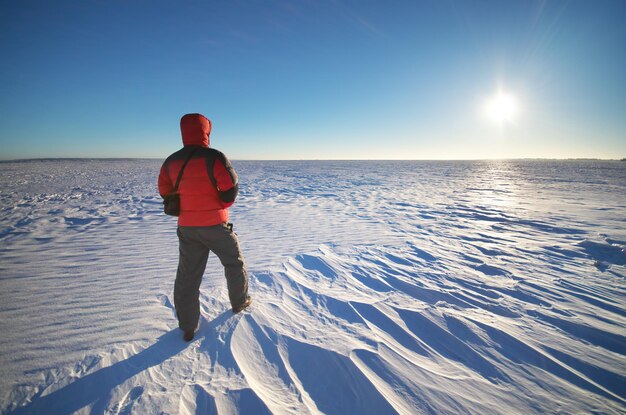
174,223,248,331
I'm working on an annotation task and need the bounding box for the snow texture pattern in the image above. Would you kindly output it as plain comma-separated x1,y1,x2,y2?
1,159,625,414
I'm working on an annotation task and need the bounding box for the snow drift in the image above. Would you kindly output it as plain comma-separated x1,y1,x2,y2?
1,159,625,414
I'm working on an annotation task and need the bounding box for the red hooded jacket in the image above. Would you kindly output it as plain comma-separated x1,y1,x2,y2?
158,114,238,226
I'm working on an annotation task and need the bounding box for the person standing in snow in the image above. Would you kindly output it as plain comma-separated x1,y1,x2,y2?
158,113,251,342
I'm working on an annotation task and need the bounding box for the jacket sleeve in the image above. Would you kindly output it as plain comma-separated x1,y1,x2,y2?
212,155,238,207
158,162,173,197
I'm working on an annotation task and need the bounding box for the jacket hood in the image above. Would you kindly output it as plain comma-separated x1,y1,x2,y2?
180,113,212,147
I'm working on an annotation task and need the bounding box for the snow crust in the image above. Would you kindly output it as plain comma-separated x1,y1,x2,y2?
1,159,625,414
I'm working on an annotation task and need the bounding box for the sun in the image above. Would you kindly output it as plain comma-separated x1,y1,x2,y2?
485,90,518,124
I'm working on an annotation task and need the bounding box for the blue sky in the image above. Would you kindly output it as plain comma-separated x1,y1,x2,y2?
1,0,624,160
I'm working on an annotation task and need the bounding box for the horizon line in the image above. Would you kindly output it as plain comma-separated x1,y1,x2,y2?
2,157,625,163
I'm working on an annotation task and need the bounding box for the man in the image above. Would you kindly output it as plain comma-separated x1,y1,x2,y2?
158,113,251,342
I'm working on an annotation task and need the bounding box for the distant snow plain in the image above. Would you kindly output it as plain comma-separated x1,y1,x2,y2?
0,159,625,415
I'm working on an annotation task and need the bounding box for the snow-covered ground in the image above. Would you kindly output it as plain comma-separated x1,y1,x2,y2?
1,159,625,414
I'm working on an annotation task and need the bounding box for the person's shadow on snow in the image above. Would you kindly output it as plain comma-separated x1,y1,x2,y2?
9,311,234,415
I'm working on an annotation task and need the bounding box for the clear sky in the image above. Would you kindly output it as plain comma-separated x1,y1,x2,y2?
1,0,624,160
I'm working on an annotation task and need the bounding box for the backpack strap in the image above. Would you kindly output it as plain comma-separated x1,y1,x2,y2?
203,148,239,203
172,147,199,192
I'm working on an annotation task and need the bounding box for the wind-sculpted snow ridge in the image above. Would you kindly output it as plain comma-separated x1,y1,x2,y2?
4,244,625,414
1,159,625,414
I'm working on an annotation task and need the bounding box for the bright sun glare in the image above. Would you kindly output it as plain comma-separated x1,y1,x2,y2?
485,91,519,124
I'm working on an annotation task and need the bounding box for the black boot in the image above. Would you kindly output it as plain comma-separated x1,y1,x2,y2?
232,296,252,313
183,329,195,342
